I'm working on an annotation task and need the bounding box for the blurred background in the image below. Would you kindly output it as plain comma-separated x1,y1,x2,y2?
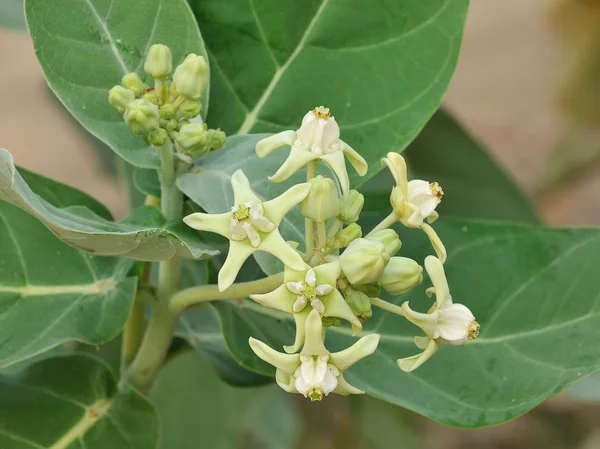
2,0,600,448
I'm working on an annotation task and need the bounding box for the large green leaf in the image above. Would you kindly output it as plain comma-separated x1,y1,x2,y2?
25,0,207,168
0,202,137,369
192,0,469,184
195,218,600,427
0,355,158,448
0,149,218,261
360,110,541,224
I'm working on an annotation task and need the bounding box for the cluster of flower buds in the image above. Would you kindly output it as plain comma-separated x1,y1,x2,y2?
108,44,225,158
184,105,479,400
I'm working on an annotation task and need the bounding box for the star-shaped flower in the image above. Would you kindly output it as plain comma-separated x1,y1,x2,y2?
249,309,380,400
397,256,479,372
251,261,362,353
255,106,368,194
184,169,311,291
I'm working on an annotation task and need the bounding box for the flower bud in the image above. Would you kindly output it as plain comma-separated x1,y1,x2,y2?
351,282,381,299
301,176,339,222
339,238,389,284
144,44,172,79
177,123,207,152
380,257,423,295
331,223,362,248
322,316,341,328
160,104,176,120
338,190,364,223
148,128,169,146
178,99,202,119
165,119,179,132
173,54,209,99
108,85,135,113
121,73,146,97
143,89,161,105
205,128,226,152
124,98,160,136
345,289,372,322
366,229,401,257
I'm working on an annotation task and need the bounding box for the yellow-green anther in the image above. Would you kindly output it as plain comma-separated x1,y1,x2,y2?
124,98,160,136
148,128,169,146
301,175,339,222
345,289,372,322
379,257,423,295
178,99,202,119
366,229,401,257
121,72,146,97
339,238,389,284
160,104,176,120
177,123,207,151
144,44,172,79
108,85,135,113
173,53,209,99
332,223,362,248
338,190,364,223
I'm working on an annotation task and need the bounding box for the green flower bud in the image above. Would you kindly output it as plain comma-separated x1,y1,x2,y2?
366,229,401,257
338,190,364,223
339,238,390,284
121,72,147,97
160,104,176,120
351,282,381,299
144,44,172,79
205,128,226,152
177,123,207,151
173,54,209,99
108,85,135,113
322,316,341,328
124,98,160,136
331,223,362,248
380,257,423,295
143,89,161,105
178,99,202,119
148,128,169,146
301,175,339,222
345,289,373,322
165,119,179,132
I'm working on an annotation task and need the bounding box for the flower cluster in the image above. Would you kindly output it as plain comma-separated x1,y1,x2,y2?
184,106,479,399
108,44,225,158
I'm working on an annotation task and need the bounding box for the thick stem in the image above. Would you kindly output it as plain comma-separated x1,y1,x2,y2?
370,297,405,316
366,212,398,236
316,221,327,252
305,161,317,254
157,141,182,222
120,296,146,372
170,273,284,314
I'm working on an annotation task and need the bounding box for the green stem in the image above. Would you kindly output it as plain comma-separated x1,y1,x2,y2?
305,161,317,254
366,212,398,236
170,273,284,315
326,219,343,241
316,222,327,252
370,297,404,316
121,294,147,372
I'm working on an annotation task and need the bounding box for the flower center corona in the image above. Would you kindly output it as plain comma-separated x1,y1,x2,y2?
468,320,480,340
312,106,330,120
429,182,444,200
232,204,250,221
307,387,324,401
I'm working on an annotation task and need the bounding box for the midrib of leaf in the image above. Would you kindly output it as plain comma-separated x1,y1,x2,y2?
49,399,111,449
237,0,331,134
82,0,128,74
0,278,117,296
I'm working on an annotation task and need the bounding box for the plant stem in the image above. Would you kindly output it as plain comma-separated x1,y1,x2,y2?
305,161,317,254
366,212,398,236
370,297,405,316
120,294,146,372
157,141,182,222
170,273,284,314
316,222,327,252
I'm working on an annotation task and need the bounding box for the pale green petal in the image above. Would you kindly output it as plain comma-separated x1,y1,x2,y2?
322,289,362,334
301,309,328,356
330,334,380,371
401,301,439,337
333,373,364,396
383,152,408,198
218,240,255,291
249,337,300,374
264,182,312,225
275,369,299,393
414,336,431,350
423,254,451,307
422,224,447,265
256,130,297,158
183,212,231,238
397,338,439,372
313,260,342,285
284,263,310,283
269,147,317,183
321,151,350,194
283,309,310,354
260,229,305,271
339,140,368,176
250,284,295,313
231,169,259,204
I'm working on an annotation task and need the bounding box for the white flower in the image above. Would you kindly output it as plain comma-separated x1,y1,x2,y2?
184,170,311,291
286,268,333,313
397,256,479,372
255,106,368,194
249,309,380,400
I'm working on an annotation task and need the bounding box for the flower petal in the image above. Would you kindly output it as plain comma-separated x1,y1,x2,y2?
397,338,439,372
383,152,408,198
275,369,298,393
422,224,447,264
260,229,306,271
217,240,254,291
340,140,368,176
249,337,300,374
401,301,439,337
424,255,450,307
333,373,364,396
301,309,328,356
268,146,317,183
255,130,297,158
183,212,231,238
321,151,350,194
263,182,312,225
322,289,362,333
231,169,259,205
284,310,309,354
250,284,295,313
330,334,380,371
312,260,342,285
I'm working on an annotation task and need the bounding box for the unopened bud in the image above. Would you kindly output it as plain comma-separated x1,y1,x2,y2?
301,176,339,222
178,100,202,119
160,104,176,120
351,282,381,299
331,223,362,248
121,73,146,97
380,257,423,295
177,123,207,151
124,98,160,136
165,119,179,132
345,289,372,322
148,128,169,146
322,316,341,328
173,54,209,99
338,190,364,223
366,229,401,257
205,128,226,152
339,238,389,284
143,89,161,105
108,85,135,113
144,44,172,79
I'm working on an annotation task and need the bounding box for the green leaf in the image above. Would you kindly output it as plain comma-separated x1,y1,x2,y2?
0,149,218,261
200,218,600,427
0,202,137,369
360,110,541,223
133,167,160,198
0,0,25,30
192,0,469,184
25,0,208,168
0,355,158,448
